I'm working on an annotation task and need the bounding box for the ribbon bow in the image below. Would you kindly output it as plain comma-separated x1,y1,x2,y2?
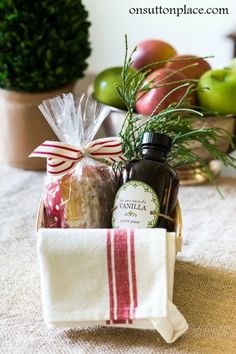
30,137,125,176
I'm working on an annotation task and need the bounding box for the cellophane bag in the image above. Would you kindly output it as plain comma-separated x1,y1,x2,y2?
38,93,118,228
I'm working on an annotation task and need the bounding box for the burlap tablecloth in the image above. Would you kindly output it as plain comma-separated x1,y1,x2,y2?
0,162,235,354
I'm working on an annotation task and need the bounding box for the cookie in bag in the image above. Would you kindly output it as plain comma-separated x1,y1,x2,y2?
30,93,124,229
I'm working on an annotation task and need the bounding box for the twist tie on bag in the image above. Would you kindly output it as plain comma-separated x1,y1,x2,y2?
30,137,125,176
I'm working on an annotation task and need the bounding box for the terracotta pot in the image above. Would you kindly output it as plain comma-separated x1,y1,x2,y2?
0,83,74,170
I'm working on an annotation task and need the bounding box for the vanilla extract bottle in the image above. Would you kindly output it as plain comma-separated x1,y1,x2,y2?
112,132,179,230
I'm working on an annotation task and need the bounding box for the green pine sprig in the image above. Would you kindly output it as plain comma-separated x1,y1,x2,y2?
116,36,236,185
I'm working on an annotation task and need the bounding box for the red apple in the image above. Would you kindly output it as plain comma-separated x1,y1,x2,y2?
132,39,177,71
166,54,211,80
135,68,195,115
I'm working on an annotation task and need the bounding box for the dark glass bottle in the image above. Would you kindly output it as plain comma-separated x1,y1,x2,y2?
118,132,179,230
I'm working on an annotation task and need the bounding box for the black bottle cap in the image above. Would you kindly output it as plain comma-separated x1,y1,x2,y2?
141,132,172,152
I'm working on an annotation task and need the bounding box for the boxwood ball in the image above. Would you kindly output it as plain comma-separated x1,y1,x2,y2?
0,1,91,92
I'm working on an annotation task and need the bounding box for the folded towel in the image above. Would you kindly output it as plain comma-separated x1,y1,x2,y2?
37,228,188,343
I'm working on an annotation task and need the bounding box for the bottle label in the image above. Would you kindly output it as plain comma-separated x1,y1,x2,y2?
112,180,160,228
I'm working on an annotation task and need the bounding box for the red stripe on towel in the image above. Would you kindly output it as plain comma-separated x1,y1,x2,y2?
130,229,138,317
114,229,130,321
106,230,114,322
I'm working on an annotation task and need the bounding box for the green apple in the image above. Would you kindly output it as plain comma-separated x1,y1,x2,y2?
94,66,136,110
198,69,236,114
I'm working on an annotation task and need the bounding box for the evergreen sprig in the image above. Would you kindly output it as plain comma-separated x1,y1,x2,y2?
116,36,236,183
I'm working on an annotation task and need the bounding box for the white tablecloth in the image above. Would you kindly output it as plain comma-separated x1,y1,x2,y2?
0,161,236,354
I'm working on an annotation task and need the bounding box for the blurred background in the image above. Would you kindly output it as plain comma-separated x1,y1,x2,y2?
1,0,236,171
85,0,236,73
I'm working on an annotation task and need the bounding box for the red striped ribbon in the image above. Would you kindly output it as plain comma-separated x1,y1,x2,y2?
29,137,125,176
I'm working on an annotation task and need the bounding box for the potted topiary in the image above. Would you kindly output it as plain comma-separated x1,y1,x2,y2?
0,1,91,170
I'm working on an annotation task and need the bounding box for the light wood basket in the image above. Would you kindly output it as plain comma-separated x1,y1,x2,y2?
36,200,182,253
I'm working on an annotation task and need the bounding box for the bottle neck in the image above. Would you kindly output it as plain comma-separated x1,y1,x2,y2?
141,147,167,162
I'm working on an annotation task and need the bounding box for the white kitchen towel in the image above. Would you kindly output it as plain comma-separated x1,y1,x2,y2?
37,228,188,343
